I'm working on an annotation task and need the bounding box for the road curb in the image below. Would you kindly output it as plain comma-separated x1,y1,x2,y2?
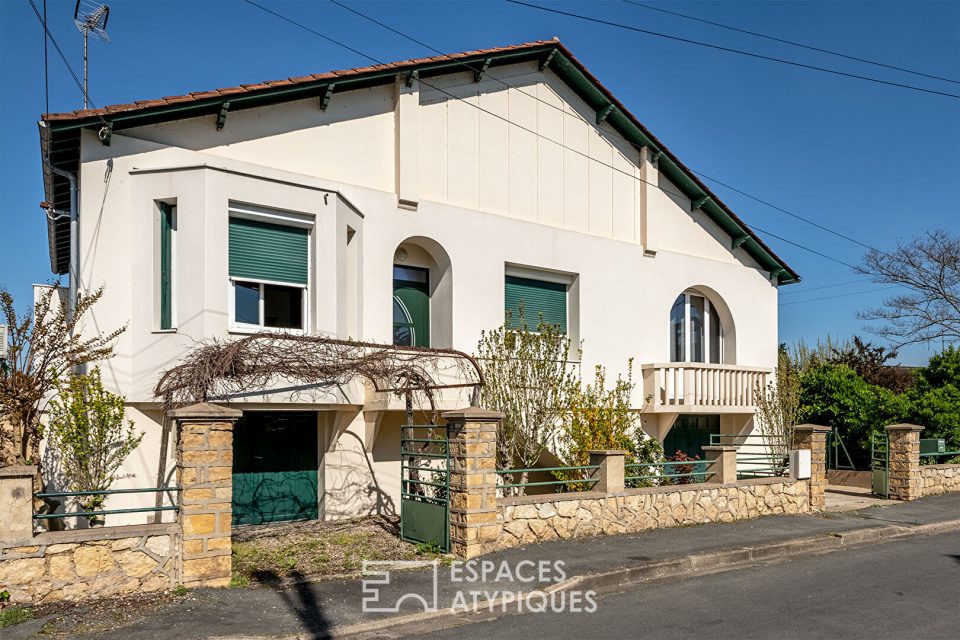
225,518,960,639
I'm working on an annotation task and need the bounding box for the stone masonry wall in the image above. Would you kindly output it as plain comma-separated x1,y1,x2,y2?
0,524,177,604
489,478,810,552
920,464,960,497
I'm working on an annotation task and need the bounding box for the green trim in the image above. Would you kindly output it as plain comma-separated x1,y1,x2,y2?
505,275,567,333
229,217,309,285
159,203,173,330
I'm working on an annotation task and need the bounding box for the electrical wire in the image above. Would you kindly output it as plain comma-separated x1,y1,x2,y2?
245,0,875,279
26,0,108,126
779,285,900,306
621,0,960,85
326,0,885,259
779,279,871,296
504,0,960,100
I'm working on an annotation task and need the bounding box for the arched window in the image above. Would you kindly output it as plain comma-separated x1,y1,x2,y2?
670,292,723,364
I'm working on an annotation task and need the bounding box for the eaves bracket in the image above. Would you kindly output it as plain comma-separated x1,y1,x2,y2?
320,84,336,111
405,70,419,88
474,58,492,82
692,195,711,212
539,49,558,71
216,102,231,131
732,235,749,249
596,103,616,125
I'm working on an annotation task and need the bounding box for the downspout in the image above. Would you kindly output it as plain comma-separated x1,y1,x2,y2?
44,160,79,320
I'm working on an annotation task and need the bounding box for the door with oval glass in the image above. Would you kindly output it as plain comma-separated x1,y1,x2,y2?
393,265,430,348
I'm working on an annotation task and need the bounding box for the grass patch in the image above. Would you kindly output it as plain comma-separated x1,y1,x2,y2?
231,515,445,585
0,605,34,628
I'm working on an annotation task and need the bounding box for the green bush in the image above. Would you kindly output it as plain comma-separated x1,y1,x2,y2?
902,347,960,448
798,364,907,468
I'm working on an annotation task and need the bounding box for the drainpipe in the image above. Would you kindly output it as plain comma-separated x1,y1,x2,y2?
45,161,79,320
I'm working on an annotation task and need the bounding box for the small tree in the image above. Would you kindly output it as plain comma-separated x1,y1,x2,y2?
0,284,124,466
477,308,579,494
827,335,915,393
858,228,960,347
45,368,143,523
755,345,801,468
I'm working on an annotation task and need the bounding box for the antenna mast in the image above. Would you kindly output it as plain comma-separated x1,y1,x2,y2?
73,0,110,109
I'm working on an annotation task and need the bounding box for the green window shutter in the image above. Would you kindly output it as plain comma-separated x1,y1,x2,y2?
229,217,309,285
159,203,173,330
504,275,567,333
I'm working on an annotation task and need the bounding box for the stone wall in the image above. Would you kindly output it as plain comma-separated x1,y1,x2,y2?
489,478,810,553
920,464,960,497
0,524,177,604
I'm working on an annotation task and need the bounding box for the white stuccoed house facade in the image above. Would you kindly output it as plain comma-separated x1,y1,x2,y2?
36,40,798,526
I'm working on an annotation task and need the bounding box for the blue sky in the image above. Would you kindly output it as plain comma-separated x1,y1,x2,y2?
1,0,958,364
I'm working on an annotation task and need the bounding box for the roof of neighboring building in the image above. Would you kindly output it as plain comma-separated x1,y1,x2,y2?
38,39,799,284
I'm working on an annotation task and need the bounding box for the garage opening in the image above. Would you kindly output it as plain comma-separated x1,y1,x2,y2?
232,411,319,526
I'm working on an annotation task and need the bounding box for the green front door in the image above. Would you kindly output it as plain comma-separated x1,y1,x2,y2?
393,266,430,348
232,411,319,526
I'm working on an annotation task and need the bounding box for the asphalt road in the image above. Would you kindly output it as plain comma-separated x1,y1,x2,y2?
414,531,960,640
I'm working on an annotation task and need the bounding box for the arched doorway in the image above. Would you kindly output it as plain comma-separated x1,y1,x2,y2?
391,237,452,349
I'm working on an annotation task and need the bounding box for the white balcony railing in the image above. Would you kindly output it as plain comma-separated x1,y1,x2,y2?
641,363,772,412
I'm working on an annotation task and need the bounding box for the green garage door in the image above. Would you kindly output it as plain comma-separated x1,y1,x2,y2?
232,411,319,526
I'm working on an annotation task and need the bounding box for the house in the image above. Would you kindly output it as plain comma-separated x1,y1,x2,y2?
37,40,798,526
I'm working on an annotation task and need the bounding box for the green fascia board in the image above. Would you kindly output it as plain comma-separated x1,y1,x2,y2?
42,42,798,284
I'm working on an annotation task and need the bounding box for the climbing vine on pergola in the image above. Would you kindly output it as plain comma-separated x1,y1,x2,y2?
153,333,483,412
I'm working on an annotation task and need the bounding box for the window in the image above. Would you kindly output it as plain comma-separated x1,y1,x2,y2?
504,275,567,333
158,202,176,330
670,292,723,364
228,210,310,331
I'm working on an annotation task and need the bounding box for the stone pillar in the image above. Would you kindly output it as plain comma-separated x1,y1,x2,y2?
792,424,830,510
886,424,924,501
0,466,36,544
444,407,502,560
588,450,626,493
701,446,737,484
168,402,242,588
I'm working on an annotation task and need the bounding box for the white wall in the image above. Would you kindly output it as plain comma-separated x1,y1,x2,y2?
63,60,782,522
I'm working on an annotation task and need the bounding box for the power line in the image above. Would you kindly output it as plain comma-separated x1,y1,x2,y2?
504,0,960,100
779,278,871,296
327,0,885,260
622,0,960,85
26,0,108,125
691,170,881,252
779,285,899,306
42,0,49,119
245,0,868,279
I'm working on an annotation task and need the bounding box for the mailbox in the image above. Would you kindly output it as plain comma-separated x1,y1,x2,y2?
919,439,946,455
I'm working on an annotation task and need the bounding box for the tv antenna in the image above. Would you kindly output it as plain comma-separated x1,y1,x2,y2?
73,1,110,109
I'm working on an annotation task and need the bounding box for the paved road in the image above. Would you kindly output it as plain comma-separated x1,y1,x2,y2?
413,531,960,640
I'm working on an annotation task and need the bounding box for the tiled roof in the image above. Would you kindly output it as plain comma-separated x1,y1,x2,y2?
42,40,558,121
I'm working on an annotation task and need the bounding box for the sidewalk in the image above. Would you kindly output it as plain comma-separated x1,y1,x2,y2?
9,493,960,640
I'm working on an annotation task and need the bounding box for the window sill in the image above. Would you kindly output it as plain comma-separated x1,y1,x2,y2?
228,325,306,336
152,329,178,334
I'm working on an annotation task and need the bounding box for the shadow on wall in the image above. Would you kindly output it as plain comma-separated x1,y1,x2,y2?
324,430,397,520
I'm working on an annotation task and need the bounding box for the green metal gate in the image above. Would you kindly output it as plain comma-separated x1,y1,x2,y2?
870,431,889,498
400,423,450,552
827,427,857,471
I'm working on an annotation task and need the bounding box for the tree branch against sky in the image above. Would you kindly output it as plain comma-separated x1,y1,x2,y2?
857,229,960,348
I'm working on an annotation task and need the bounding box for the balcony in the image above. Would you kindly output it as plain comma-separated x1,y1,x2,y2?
641,363,772,413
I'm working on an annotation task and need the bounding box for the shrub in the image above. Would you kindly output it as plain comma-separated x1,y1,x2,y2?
798,364,907,468
45,368,143,522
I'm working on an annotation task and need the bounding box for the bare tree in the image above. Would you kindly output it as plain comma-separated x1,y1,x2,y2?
755,346,800,471
857,228,959,347
0,284,124,467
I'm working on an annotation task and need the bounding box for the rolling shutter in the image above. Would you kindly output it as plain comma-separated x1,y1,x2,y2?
229,217,308,285
504,275,567,333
